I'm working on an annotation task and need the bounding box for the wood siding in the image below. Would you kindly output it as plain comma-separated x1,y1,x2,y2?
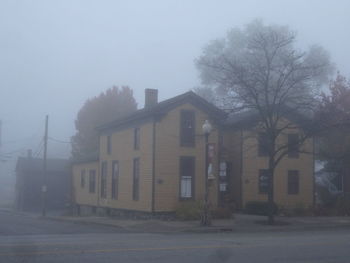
72,162,99,207
72,103,315,213
154,103,219,212
240,121,314,209
98,122,153,212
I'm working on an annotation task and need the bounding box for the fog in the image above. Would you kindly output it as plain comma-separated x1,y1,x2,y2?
0,0,350,203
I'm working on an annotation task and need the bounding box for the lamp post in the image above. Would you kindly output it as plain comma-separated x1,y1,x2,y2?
201,120,212,226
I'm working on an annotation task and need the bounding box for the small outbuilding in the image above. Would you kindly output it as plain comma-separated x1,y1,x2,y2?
15,155,70,212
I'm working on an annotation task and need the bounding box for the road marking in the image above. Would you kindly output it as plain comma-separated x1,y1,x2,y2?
0,238,348,257
0,240,126,248
0,244,240,257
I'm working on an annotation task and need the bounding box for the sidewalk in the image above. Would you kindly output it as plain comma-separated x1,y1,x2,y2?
46,213,350,234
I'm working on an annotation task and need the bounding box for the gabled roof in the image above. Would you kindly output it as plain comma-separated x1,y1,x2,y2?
16,157,70,172
224,110,259,127
97,91,227,131
223,106,313,130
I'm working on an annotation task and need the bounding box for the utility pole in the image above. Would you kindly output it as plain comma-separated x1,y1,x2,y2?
42,115,48,217
0,120,2,148
0,120,2,161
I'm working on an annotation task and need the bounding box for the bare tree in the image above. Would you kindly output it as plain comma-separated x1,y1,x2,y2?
193,86,217,105
196,20,333,224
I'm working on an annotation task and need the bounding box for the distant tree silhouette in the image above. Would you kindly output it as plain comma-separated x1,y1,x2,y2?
317,73,350,190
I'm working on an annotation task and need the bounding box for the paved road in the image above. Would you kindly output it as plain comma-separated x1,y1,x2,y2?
0,210,127,235
1,211,350,263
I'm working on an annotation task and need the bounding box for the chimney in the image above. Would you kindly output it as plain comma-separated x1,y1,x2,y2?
144,89,158,108
27,149,32,158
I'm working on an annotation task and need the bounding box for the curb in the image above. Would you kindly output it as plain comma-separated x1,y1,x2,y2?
45,216,129,229
43,215,350,234
0,208,40,218
45,216,219,233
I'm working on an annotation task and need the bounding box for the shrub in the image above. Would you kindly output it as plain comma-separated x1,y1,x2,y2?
211,207,233,219
245,201,278,216
335,195,350,216
312,205,336,216
175,201,202,220
293,202,306,216
316,185,338,207
312,193,350,216
278,206,293,217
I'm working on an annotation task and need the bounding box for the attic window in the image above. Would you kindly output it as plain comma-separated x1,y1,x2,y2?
180,110,195,147
134,127,140,150
288,134,299,158
258,133,269,157
107,135,112,155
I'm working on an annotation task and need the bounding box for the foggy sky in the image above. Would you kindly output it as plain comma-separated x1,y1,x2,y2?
1,0,350,162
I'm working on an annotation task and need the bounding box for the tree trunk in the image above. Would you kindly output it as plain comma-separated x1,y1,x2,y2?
267,154,275,225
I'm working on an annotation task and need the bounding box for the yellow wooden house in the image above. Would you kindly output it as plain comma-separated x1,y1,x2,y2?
72,89,314,215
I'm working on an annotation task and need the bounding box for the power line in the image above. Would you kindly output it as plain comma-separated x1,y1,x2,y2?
33,139,44,158
48,137,71,144
0,148,26,157
34,145,44,158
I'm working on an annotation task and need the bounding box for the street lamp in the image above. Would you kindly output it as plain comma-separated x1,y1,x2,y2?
201,120,212,226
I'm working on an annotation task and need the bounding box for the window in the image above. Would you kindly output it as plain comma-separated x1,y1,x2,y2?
101,161,107,198
107,135,112,155
288,134,299,158
133,158,140,201
259,169,270,194
258,133,269,156
112,161,119,199
134,127,140,150
288,170,299,195
80,170,86,188
179,156,195,199
180,110,195,147
89,170,96,193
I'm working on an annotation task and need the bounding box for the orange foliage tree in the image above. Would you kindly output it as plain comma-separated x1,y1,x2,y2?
317,73,350,190
71,86,137,160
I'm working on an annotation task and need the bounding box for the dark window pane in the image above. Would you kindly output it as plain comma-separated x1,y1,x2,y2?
288,134,299,158
259,169,269,194
179,156,195,199
80,170,85,188
101,162,107,198
180,110,195,147
107,135,112,155
134,128,140,150
288,170,299,194
133,158,140,201
89,170,96,193
258,133,269,156
112,161,119,199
